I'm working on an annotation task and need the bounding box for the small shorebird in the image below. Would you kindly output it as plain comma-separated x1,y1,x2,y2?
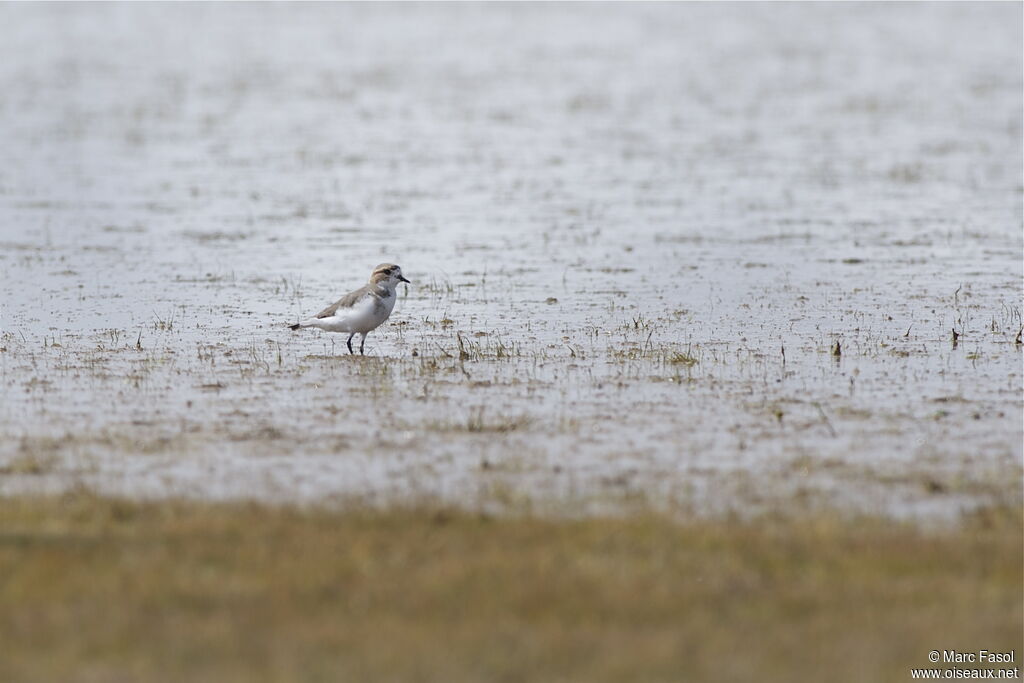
289,263,410,355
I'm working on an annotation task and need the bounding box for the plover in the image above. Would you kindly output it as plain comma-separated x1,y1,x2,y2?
288,263,410,355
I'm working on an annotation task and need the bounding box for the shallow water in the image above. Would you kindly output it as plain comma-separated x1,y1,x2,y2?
1,3,1021,519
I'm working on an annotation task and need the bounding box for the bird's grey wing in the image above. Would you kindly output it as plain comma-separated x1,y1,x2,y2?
315,285,370,319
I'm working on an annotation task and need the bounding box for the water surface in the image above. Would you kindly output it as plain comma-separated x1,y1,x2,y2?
1,3,1021,519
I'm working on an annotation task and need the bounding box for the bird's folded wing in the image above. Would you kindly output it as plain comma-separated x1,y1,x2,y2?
316,286,370,319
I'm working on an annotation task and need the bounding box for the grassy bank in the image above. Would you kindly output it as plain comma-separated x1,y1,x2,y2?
0,493,1020,682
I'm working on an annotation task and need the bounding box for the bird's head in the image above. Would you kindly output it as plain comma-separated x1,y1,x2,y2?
369,263,411,288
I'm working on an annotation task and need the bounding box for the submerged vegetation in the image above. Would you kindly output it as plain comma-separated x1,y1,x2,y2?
1,291,1021,518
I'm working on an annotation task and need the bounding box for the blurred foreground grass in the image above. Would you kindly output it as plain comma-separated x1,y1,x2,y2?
0,493,1020,682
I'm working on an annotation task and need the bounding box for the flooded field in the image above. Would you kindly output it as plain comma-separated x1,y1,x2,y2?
1,3,1021,520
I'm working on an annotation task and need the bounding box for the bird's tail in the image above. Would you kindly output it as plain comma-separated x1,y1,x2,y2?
288,323,301,331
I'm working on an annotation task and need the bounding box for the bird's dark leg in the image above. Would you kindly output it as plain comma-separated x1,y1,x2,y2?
359,334,366,355
346,334,355,355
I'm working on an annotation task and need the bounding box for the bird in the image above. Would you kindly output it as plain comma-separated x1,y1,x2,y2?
288,263,410,355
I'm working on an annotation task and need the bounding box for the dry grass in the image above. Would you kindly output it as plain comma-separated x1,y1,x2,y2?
0,493,1020,683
